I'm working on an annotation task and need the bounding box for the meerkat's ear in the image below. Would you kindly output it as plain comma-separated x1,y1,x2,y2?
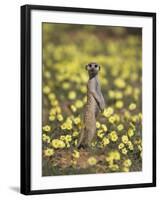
85,64,88,70
99,65,101,71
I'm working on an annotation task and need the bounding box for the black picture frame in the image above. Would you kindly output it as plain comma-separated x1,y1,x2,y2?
21,4,156,195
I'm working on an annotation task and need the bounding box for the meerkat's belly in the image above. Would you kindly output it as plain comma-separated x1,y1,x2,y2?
84,94,97,128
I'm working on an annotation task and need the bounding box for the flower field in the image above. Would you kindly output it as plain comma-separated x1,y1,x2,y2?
42,23,142,176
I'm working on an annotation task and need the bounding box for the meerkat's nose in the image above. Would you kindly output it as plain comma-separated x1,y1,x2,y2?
91,67,94,71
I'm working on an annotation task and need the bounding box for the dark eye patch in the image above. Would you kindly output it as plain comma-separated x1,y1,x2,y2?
95,64,98,68
88,64,92,68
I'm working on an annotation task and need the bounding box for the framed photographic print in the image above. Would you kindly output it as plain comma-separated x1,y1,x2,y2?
21,4,156,195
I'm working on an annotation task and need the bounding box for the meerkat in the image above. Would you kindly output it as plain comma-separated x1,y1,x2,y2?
77,62,105,148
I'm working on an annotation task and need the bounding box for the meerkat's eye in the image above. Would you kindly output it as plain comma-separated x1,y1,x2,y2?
95,64,98,68
88,64,92,68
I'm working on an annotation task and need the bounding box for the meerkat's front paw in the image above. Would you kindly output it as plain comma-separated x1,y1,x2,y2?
100,108,105,113
100,103,105,112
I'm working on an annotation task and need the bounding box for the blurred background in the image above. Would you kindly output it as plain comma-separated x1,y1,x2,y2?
42,23,142,176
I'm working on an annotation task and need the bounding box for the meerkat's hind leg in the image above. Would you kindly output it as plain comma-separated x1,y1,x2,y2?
86,128,96,147
77,128,85,148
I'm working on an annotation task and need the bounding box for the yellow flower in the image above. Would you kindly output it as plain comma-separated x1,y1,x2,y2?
65,118,73,130
114,78,126,88
128,145,134,151
128,144,134,150
124,85,132,96
74,139,78,146
42,125,51,132
44,70,51,79
138,145,142,151
43,85,51,94
109,164,119,171
117,124,124,131
80,85,87,93
44,148,54,157
66,123,72,130
101,124,108,132
97,130,104,138
62,82,70,90
118,143,124,149
134,138,142,145
131,115,139,122
128,128,134,137
123,159,132,167
73,117,81,125
121,148,128,155
88,157,97,166
96,121,101,128
124,110,131,119
70,105,77,112
42,134,51,143
106,151,120,161
55,106,61,114
127,141,132,146
68,118,73,123
57,114,63,122
109,131,118,142
48,93,56,100
121,135,129,144
49,115,55,121
106,156,113,163
115,100,124,109
49,108,56,116
65,135,72,142
83,96,87,103
52,139,65,149
103,107,114,118
68,91,76,100
75,100,83,108
110,151,121,160
66,142,70,148
72,150,80,159
51,100,58,106
61,123,67,130
129,103,136,111
122,167,129,172
129,122,136,130
108,90,115,99
108,116,116,124
115,91,123,99
59,135,65,141
102,137,110,146
73,131,79,137
114,114,120,122
101,78,108,85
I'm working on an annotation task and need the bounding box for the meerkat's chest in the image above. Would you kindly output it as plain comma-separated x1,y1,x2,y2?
84,95,97,126
84,93,97,116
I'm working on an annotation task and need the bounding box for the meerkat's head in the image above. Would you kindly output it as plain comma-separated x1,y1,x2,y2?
85,62,100,77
